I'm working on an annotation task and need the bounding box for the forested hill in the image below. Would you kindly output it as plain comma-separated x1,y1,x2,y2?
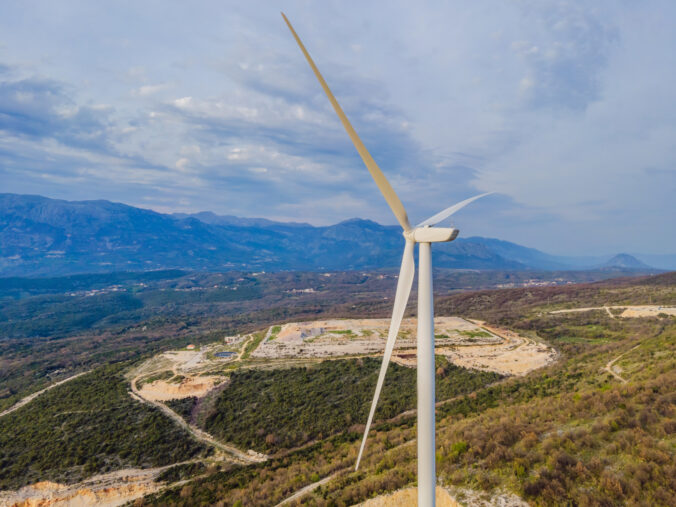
0,193,663,276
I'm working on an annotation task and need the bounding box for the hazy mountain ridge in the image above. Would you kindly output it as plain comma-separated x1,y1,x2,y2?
0,194,664,276
603,253,651,269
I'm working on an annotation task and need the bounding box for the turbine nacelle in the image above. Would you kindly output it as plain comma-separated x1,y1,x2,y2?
404,226,459,243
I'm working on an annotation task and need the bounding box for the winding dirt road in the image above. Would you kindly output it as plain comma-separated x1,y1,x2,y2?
129,374,265,465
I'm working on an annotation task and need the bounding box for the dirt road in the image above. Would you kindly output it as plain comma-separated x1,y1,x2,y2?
275,473,339,506
130,374,265,465
0,370,91,418
603,345,640,383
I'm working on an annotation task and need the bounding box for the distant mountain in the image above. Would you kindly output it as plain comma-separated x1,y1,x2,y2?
602,253,651,270
627,253,676,271
0,194,665,276
171,211,311,229
463,237,572,270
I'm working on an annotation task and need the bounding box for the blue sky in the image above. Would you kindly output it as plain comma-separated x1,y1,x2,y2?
0,1,674,255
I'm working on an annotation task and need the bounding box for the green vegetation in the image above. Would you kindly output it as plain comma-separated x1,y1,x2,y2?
0,270,187,300
198,358,500,453
166,396,199,423
137,272,676,506
0,292,144,339
429,319,676,505
268,325,282,341
240,332,265,360
142,433,362,506
2,270,674,504
157,462,208,483
138,370,174,387
138,286,261,307
459,329,492,338
0,364,209,489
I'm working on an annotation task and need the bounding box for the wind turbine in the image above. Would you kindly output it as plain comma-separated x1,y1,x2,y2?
282,14,492,506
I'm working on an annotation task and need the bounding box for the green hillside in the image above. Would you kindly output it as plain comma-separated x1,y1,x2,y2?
0,272,673,505
180,358,501,453
0,364,210,489
141,273,675,506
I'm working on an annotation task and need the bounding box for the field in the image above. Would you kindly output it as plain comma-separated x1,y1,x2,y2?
0,270,673,505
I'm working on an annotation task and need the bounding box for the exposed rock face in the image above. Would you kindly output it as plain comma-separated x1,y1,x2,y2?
0,469,163,507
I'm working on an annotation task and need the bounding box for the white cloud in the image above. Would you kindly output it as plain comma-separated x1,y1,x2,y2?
0,0,674,254
133,83,169,96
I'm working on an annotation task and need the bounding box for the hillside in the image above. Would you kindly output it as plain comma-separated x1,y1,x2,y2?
0,268,621,415
0,193,665,276
603,253,651,269
0,271,673,505
140,272,675,505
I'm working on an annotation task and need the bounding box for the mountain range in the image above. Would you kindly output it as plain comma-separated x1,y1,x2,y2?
0,193,670,277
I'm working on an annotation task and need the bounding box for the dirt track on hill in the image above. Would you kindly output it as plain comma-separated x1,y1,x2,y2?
0,370,91,419
603,344,640,383
129,374,265,465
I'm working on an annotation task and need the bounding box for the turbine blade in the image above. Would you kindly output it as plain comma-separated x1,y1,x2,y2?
416,192,494,228
281,13,411,231
355,239,415,470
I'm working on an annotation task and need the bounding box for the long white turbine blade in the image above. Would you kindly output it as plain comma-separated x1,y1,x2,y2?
355,240,415,471
416,192,494,228
281,13,411,232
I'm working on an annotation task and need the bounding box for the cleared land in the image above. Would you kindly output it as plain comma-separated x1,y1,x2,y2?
250,317,554,376
137,375,224,402
127,316,551,406
551,304,676,318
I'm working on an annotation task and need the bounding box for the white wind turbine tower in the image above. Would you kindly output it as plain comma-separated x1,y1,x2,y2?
283,14,492,506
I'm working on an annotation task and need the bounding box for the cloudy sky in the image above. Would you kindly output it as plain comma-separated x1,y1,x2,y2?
1,0,674,255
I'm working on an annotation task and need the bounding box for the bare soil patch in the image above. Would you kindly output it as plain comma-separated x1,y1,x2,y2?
357,486,460,506
551,305,676,318
137,375,224,401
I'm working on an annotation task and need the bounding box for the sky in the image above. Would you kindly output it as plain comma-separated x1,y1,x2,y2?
0,0,674,256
